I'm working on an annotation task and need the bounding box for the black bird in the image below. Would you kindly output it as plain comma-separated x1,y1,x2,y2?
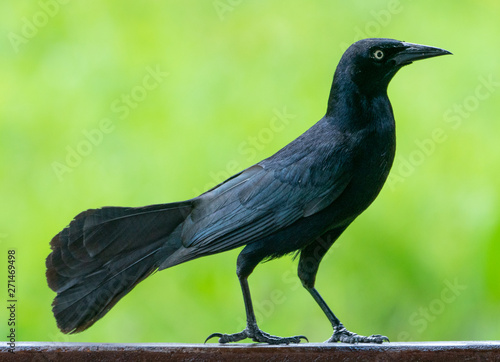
46,38,450,344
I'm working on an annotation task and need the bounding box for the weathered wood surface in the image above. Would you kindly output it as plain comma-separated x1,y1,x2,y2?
2,341,500,361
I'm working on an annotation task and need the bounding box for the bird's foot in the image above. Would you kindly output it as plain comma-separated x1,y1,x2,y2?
205,325,307,345
327,325,389,344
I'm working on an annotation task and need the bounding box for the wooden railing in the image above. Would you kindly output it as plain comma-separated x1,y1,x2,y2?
2,341,500,361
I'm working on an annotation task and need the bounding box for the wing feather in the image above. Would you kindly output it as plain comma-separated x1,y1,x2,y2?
181,121,356,254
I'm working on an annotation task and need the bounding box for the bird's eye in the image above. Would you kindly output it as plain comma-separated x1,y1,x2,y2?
372,49,384,61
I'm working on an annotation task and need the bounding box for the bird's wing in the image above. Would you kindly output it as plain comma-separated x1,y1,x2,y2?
180,128,355,255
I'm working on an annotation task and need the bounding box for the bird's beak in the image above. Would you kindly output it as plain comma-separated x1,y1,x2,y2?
392,42,452,66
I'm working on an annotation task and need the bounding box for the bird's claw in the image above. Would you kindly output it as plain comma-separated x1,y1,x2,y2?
327,326,389,344
205,327,307,345
205,332,224,344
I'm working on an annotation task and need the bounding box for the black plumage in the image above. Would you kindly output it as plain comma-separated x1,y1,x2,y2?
46,38,450,343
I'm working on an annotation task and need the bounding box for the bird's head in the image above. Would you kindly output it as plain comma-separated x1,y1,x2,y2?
336,38,451,95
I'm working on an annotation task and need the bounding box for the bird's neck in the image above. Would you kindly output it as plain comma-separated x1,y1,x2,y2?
325,79,394,133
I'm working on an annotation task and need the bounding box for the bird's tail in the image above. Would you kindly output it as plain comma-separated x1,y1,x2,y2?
46,201,192,333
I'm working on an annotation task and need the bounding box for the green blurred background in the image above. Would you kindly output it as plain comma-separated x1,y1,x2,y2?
1,0,499,344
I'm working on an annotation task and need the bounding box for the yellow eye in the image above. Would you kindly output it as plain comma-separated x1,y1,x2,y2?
373,49,384,60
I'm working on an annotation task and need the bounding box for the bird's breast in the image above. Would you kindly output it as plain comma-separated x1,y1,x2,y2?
342,126,396,215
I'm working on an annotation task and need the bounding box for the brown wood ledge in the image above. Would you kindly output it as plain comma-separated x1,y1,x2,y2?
2,341,500,361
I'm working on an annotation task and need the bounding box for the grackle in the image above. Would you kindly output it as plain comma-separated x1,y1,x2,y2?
46,38,451,344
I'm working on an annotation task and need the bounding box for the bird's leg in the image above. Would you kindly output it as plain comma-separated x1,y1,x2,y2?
205,276,307,344
298,230,388,343
306,287,389,343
